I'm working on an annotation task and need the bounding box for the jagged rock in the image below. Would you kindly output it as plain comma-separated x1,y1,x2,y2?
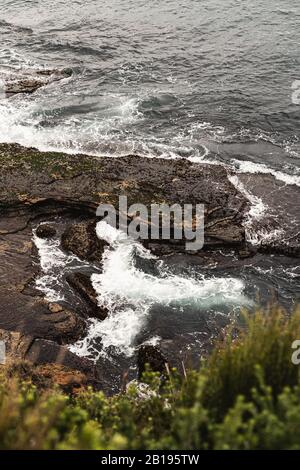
0,328,106,392
0,329,33,363
0,143,297,393
26,338,107,391
137,345,167,379
62,220,108,261
44,308,87,344
236,172,300,257
205,221,245,247
3,69,72,97
238,246,257,259
0,290,86,345
48,303,64,313
66,272,108,320
5,78,46,95
10,362,88,394
36,223,56,239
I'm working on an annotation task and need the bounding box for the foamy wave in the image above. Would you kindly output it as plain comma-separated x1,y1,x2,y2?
33,225,91,302
71,221,248,359
33,229,68,302
228,174,266,222
234,159,300,187
227,173,285,246
246,228,285,247
0,93,143,156
0,51,143,155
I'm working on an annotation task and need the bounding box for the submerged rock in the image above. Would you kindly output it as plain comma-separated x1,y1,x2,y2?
62,221,108,262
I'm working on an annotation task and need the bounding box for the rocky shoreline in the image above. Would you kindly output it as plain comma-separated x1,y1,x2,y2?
0,142,298,393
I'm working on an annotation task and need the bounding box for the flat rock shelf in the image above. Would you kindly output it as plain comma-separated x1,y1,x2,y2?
0,143,298,393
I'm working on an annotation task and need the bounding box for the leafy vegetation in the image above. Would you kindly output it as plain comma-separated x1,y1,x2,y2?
1,306,300,450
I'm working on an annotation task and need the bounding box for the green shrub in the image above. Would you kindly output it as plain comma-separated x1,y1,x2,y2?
1,306,300,450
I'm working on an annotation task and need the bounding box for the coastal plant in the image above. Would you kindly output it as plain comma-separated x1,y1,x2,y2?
0,306,300,450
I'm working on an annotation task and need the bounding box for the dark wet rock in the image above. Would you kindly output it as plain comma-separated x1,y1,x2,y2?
0,329,106,392
0,142,297,393
2,69,72,97
26,338,110,392
36,223,57,239
0,329,34,362
236,172,300,257
0,223,86,344
238,245,257,259
0,291,86,345
44,308,87,343
62,221,108,261
66,272,108,320
137,345,167,378
205,220,245,248
35,69,72,79
0,143,249,255
48,303,64,313
12,362,89,395
5,78,46,95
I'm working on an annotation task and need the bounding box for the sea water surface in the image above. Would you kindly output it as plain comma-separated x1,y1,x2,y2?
0,0,299,169
1,1,300,378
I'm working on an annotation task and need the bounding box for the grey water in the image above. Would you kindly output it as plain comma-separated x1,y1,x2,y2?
0,0,299,171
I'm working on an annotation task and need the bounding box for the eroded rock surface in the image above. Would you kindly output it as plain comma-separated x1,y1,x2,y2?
62,221,108,261
138,345,167,378
0,142,297,392
0,328,107,392
1,69,72,96
36,223,57,239
0,143,249,252
67,272,108,320
236,172,300,257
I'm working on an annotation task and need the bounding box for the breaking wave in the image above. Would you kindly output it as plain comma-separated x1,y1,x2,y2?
70,221,248,358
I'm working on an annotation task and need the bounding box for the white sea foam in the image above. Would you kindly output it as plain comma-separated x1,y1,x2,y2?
33,229,68,302
0,92,143,156
246,228,285,247
227,173,285,246
33,225,90,302
1,67,299,192
233,159,300,187
0,50,143,155
228,174,266,222
70,221,248,359
33,221,247,359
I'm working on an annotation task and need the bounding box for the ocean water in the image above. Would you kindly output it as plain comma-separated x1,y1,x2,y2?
0,0,299,172
1,1,300,375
